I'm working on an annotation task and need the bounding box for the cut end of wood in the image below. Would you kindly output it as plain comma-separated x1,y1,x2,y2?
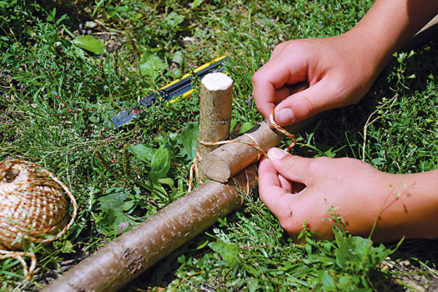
201,72,233,91
200,155,231,183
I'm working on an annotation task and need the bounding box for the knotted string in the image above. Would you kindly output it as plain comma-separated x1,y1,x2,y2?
188,111,296,193
269,111,296,152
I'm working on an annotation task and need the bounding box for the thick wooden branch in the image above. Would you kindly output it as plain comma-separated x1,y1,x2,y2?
42,164,258,292
200,119,311,183
200,121,280,182
197,73,233,157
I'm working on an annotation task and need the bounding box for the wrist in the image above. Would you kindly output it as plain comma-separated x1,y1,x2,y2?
345,0,438,72
372,170,438,241
339,30,387,77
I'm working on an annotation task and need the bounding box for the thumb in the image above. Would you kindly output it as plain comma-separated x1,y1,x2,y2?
274,79,337,125
267,147,313,185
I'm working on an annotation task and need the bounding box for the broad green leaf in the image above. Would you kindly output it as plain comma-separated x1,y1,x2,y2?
130,143,155,163
335,244,347,269
191,0,204,9
97,188,133,212
139,52,167,80
73,35,105,55
338,276,353,289
164,12,184,27
239,121,256,133
97,209,132,236
179,123,199,160
209,238,240,267
152,183,168,200
319,270,336,290
159,177,174,189
150,146,171,182
172,51,184,65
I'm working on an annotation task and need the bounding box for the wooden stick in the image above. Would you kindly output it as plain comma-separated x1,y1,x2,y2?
200,118,311,183
416,14,438,35
197,72,233,157
42,164,258,292
401,14,438,51
199,121,279,182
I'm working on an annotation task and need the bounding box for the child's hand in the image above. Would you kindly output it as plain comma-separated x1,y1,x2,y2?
252,34,382,126
258,148,438,242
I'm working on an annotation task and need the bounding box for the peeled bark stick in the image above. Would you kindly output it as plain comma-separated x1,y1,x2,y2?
42,164,258,292
200,118,312,183
200,121,279,182
197,72,233,157
402,14,438,50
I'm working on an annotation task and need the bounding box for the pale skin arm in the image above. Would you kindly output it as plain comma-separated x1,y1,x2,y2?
253,0,438,242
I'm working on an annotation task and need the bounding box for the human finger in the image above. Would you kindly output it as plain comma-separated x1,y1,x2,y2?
275,82,309,105
267,148,313,185
269,42,287,59
252,53,308,120
274,87,292,104
273,78,341,125
258,158,295,217
278,174,292,193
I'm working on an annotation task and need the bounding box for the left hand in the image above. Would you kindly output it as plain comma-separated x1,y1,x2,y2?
258,148,419,242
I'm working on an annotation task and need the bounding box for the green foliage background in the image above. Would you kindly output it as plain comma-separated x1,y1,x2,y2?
0,0,437,290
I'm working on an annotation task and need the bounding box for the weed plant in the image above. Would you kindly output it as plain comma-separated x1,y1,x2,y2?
1,0,437,290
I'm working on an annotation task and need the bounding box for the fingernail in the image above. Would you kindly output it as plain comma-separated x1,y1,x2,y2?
275,108,295,125
268,147,287,160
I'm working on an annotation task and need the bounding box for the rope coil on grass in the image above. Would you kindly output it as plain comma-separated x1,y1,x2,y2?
0,159,77,279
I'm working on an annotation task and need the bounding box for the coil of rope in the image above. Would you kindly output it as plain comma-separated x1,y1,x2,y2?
0,159,77,280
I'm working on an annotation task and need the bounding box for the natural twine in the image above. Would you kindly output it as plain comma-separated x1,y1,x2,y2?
188,111,296,193
0,159,77,280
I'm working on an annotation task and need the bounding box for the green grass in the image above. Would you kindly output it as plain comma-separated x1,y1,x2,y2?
1,0,437,290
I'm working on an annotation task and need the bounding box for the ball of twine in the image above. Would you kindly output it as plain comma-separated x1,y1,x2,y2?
0,159,77,279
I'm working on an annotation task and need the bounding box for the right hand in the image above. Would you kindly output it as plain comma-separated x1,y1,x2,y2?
252,33,383,126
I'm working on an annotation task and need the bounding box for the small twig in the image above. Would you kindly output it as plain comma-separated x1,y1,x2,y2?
92,31,118,35
362,94,398,161
171,271,202,291
190,112,296,190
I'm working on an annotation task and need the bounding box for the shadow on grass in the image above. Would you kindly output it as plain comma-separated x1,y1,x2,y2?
384,238,438,291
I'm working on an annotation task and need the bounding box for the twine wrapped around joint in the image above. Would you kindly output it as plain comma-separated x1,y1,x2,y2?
194,112,297,185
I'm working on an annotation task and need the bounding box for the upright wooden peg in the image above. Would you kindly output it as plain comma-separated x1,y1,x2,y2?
197,72,233,157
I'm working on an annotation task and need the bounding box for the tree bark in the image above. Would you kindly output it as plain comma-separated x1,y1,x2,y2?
200,119,312,183
42,164,258,292
199,121,280,182
197,72,233,157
